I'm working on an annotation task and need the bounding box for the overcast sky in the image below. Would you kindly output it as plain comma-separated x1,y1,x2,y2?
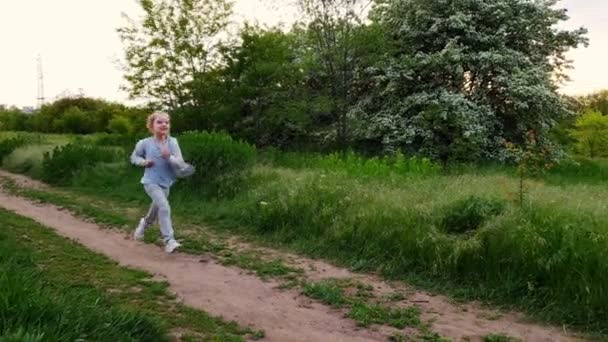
0,0,605,108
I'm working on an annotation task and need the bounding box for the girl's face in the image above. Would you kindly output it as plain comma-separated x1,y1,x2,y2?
153,114,170,136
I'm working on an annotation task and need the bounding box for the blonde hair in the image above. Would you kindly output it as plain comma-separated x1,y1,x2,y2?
146,111,170,133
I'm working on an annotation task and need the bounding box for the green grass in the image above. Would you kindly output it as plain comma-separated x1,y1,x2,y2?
2,133,608,336
301,280,349,308
483,333,520,342
348,302,421,329
301,278,421,329
220,251,302,280
0,207,255,341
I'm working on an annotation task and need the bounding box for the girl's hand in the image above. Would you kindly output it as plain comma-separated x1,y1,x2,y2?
144,159,154,167
161,146,170,160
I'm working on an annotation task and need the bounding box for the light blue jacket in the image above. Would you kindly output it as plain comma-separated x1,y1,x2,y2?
130,136,183,188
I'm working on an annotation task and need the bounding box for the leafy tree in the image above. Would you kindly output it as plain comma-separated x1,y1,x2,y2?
117,0,234,110
108,116,133,135
579,90,608,115
222,25,310,146
354,0,587,161
53,107,96,134
295,0,376,148
570,110,608,158
0,108,30,132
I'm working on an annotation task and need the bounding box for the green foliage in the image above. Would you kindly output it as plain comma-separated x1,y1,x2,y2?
108,116,133,135
356,0,587,161
109,0,591,158
348,302,421,328
504,130,560,206
4,97,150,135
295,0,374,147
177,131,257,196
0,136,27,165
0,108,30,132
221,25,311,147
546,157,608,185
439,196,505,234
569,110,608,158
264,149,440,179
42,143,124,184
301,281,348,308
117,0,233,110
52,106,97,134
578,90,608,115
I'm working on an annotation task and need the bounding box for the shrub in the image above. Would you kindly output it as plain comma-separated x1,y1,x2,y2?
439,196,505,234
107,116,133,135
90,133,142,150
0,136,27,165
42,143,124,185
177,131,257,196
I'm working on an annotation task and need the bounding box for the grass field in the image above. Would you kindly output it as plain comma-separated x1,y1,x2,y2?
2,132,607,335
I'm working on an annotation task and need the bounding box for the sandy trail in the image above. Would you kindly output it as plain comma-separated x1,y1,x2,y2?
0,170,580,341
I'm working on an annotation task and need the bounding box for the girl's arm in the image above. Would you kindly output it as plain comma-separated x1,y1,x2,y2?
130,140,148,167
169,138,184,163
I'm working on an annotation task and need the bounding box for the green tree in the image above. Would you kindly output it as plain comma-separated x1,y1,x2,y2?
570,110,608,158
355,0,587,161
53,107,96,134
107,116,133,135
0,107,30,132
117,0,233,111
295,0,376,148
579,90,608,115
222,25,309,146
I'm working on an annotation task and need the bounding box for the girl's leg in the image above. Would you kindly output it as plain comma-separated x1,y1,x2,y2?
143,184,174,244
143,201,159,227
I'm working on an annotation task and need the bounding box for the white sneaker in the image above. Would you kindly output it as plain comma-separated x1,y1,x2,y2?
165,239,181,253
133,218,146,240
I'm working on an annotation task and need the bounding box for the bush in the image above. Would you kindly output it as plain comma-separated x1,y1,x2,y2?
42,143,124,185
0,133,42,166
52,107,97,134
177,131,257,196
107,116,133,135
88,133,142,150
0,136,27,166
439,196,505,234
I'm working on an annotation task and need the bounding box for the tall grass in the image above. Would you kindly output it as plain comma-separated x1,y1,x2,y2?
546,157,608,185
261,149,440,180
215,167,608,330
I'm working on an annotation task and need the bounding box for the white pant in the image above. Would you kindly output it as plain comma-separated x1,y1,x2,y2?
143,183,174,243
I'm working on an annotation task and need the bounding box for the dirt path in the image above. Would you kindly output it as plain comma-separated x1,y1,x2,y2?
0,171,581,341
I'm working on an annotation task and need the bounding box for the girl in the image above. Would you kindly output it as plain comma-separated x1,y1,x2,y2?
130,111,183,253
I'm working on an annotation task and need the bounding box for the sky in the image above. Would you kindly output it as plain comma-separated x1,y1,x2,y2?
0,0,605,108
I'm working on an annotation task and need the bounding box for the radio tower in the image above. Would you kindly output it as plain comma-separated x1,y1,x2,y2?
37,55,45,108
